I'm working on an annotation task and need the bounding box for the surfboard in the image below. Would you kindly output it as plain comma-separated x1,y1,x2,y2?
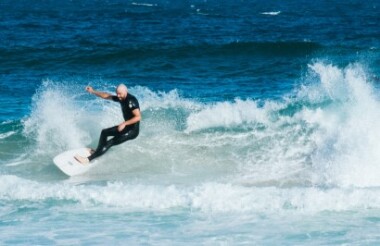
53,148,98,176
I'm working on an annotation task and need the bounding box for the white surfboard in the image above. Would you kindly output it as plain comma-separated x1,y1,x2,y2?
53,148,98,176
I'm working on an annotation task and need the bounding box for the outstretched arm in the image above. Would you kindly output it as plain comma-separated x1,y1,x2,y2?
86,86,113,100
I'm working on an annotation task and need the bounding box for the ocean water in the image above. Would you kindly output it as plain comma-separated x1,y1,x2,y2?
1,0,380,244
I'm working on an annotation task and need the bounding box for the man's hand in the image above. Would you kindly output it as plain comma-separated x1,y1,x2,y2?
86,86,94,94
117,109,141,132
117,122,126,132
85,86,112,99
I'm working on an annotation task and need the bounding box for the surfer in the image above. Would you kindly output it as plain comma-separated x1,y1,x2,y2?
75,84,141,164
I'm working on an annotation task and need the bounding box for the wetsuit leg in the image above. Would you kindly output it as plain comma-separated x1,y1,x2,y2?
88,126,139,161
111,127,139,146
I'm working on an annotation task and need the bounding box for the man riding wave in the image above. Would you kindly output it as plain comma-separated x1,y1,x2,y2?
75,84,141,164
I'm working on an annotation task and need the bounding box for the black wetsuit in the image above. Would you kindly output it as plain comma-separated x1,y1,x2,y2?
88,93,140,161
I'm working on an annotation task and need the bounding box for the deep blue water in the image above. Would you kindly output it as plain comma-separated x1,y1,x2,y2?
1,0,380,244
2,0,379,119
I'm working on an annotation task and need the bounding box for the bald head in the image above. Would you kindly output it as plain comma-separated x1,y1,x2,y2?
116,84,128,100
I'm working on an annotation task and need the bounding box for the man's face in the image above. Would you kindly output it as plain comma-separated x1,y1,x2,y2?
116,88,127,100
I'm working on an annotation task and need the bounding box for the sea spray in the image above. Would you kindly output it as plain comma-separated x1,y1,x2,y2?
2,174,380,213
306,63,380,187
16,63,380,189
0,63,379,244
22,80,92,155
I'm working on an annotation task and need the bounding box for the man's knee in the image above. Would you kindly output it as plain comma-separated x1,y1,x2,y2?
129,129,139,139
101,126,118,136
114,129,139,145
101,127,111,135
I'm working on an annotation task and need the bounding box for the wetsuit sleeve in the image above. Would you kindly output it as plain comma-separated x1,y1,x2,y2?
130,97,140,110
111,96,119,102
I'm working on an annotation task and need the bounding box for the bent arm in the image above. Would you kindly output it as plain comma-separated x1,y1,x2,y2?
86,86,113,100
118,109,141,132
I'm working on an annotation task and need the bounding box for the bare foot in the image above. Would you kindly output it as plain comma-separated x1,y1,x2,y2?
74,155,90,165
86,148,95,156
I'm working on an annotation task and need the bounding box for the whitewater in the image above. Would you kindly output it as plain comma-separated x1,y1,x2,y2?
1,62,380,244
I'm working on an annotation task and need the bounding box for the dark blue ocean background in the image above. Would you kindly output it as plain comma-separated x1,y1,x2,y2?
1,0,379,121
1,0,380,244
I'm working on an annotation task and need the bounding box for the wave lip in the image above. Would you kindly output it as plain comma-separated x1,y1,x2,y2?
185,99,273,132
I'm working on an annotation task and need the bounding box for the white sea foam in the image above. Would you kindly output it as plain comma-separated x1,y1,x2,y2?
184,62,380,188
22,80,92,155
0,131,15,139
304,63,380,188
1,175,380,214
185,99,271,132
0,120,14,125
19,63,380,191
133,86,200,111
19,82,206,179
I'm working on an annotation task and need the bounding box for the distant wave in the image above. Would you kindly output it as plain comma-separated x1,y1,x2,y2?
261,11,281,16
0,41,323,68
131,2,157,7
